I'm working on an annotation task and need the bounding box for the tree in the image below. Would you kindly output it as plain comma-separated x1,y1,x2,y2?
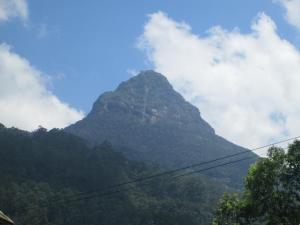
212,193,241,225
213,141,300,225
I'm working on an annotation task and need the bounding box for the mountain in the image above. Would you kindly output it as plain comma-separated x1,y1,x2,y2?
66,70,257,186
0,125,227,225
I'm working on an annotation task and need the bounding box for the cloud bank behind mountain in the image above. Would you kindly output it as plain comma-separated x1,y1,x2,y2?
139,12,300,148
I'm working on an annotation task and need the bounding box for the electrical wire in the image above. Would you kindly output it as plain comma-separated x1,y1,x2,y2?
19,136,299,212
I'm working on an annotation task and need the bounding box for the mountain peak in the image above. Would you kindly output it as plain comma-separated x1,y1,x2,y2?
116,70,173,94
89,70,213,132
66,70,256,184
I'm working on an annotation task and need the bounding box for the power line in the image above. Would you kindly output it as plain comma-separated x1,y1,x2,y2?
20,136,299,212
74,156,257,202
25,155,257,213
172,156,256,180
44,135,300,205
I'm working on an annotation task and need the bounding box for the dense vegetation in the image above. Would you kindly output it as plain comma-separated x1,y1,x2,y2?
213,141,300,225
0,125,228,225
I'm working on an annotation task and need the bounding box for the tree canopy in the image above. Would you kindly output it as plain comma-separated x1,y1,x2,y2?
0,126,227,225
213,141,300,225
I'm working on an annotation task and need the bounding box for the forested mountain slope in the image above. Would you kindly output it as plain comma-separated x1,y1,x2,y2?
0,124,228,225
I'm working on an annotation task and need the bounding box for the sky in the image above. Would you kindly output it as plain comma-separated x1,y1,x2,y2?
1,0,300,150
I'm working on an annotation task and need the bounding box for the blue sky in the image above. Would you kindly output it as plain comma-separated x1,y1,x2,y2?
1,0,297,111
1,0,300,148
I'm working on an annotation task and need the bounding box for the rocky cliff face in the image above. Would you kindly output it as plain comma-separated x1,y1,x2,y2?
66,70,256,186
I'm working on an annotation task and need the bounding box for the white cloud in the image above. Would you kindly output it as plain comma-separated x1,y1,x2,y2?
138,11,300,149
0,43,84,130
126,69,139,76
278,0,300,29
0,0,28,22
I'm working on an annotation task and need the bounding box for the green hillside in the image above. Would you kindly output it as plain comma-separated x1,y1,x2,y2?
0,125,228,225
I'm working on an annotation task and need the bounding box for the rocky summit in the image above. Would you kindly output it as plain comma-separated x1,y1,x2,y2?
66,70,257,187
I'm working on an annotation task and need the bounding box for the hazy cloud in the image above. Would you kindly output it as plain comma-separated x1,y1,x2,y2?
0,0,28,22
278,0,300,29
139,12,300,148
37,23,48,39
126,69,139,76
0,43,84,130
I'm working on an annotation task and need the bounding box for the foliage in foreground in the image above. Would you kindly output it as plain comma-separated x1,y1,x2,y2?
213,141,300,225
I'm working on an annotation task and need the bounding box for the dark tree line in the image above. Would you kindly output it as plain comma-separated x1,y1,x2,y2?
0,125,226,225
